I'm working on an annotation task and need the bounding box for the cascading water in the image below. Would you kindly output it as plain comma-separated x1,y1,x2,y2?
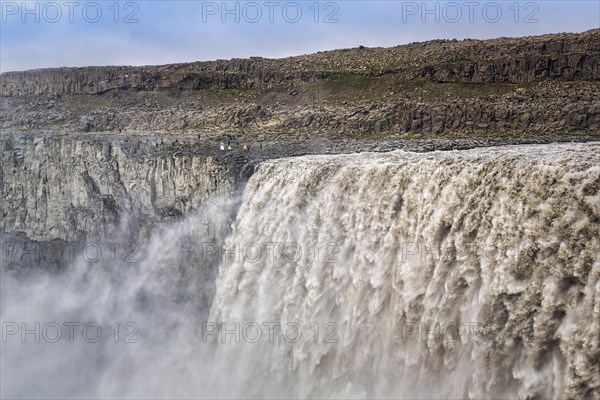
209,142,600,399
0,198,236,398
1,142,599,399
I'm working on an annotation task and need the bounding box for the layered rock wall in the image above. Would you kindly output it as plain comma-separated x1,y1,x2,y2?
0,134,236,243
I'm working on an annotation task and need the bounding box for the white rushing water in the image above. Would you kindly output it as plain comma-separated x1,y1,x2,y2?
1,142,599,399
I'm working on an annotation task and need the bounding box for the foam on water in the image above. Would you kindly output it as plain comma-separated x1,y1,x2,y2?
2,142,599,398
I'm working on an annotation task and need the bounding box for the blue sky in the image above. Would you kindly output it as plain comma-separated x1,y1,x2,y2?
1,1,599,71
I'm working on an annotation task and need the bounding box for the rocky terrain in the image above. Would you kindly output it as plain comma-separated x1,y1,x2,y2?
1,29,599,138
1,30,599,400
0,132,243,270
1,131,597,251
1,29,600,269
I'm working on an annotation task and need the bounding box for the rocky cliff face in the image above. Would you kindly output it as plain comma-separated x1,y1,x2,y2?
4,130,594,272
0,133,237,249
1,29,599,268
1,29,599,136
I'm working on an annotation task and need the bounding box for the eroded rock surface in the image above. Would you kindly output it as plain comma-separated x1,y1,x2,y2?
2,29,599,136
0,133,236,244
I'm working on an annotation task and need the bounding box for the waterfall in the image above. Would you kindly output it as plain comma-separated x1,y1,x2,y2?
1,142,599,399
209,142,600,399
